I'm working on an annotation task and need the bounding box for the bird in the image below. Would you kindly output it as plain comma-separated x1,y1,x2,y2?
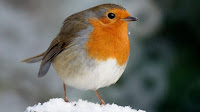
22,3,138,105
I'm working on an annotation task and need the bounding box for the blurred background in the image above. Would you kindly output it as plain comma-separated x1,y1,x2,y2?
0,0,199,112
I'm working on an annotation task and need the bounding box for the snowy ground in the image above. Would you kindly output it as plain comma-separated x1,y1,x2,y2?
25,98,145,112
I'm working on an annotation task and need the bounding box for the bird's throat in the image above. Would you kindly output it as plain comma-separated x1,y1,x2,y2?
85,20,130,66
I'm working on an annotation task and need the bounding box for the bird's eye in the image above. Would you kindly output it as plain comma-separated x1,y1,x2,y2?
108,13,115,19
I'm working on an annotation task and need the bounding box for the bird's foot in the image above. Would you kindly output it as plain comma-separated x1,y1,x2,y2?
64,97,69,103
100,99,105,105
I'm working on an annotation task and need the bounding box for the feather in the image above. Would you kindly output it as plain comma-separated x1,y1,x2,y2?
21,52,44,63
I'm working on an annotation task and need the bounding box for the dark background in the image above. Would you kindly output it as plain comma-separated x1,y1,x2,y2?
0,0,199,112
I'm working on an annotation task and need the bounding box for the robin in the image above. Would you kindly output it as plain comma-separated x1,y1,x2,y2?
22,3,138,105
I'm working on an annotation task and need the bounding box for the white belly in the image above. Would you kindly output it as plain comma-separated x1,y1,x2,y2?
52,49,127,90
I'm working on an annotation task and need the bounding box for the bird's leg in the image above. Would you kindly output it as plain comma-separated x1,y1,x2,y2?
63,83,69,102
94,90,105,105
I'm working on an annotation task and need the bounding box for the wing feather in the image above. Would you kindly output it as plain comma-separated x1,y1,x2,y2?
38,20,87,77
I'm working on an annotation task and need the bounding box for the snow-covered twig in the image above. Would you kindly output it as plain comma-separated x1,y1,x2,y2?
25,98,145,112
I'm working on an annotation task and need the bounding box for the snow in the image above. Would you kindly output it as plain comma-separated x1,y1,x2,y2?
25,98,145,112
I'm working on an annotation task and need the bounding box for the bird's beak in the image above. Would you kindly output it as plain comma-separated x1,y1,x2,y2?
123,16,138,22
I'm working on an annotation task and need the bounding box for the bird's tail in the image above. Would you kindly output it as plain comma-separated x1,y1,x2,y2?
21,52,45,63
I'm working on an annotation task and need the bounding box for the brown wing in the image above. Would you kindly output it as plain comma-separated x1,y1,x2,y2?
38,37,65,77
38,20,87,77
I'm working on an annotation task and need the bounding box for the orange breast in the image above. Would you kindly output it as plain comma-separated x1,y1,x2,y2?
85,18,130,66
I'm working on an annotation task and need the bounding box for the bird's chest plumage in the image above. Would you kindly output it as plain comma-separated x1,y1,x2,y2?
86,19,130,66
52,25,129,90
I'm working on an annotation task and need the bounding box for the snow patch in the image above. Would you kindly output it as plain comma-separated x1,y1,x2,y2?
25,98,145,112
